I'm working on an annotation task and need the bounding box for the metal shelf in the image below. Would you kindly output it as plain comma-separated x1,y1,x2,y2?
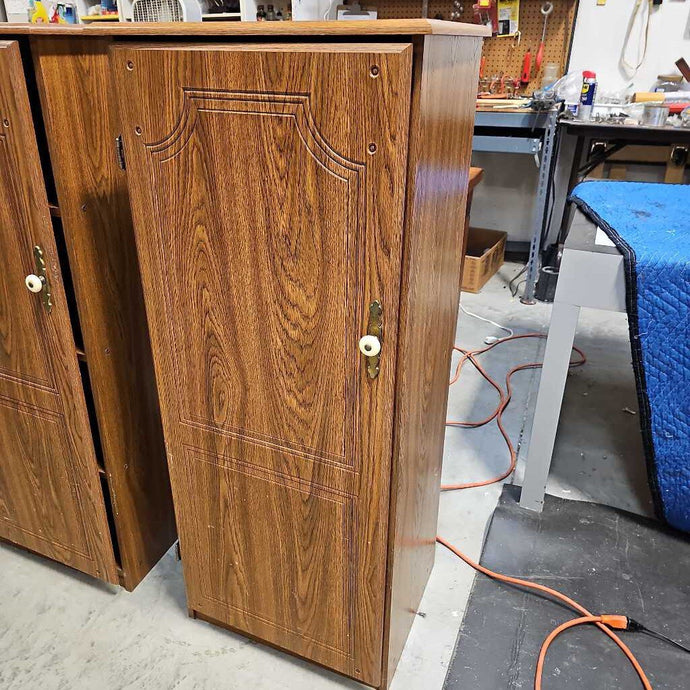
472,108,560,303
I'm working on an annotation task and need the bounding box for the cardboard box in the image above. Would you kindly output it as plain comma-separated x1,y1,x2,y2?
461,227,507,293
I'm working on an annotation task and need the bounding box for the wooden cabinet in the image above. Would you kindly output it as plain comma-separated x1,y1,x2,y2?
114,42,412,685
111,28,482,687
0,40,117,582
0,37,176,590
0,19,483,688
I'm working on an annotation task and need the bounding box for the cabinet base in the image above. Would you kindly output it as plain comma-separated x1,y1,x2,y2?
186,608,380,688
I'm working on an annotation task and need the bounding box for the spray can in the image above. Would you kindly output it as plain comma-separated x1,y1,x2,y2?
578,71,597,121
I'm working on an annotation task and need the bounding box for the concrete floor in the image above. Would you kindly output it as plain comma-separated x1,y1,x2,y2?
0,262,654,690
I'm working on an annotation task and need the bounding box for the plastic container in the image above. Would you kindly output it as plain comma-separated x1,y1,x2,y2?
641,104,670,127
541,62,559,88
652,74,683,93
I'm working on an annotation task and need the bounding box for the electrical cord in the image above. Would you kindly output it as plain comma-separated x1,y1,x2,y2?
437,332,655,689
437,536,653,689
508,266,527,297
627,619,690,656
535,616,638,690
442,333,585,490
459,303,514,342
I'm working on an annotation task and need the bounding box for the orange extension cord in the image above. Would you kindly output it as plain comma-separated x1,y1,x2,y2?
436,333,653,690
441,333,585,491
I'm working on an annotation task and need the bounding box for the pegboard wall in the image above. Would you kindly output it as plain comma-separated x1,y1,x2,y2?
376,0,578,90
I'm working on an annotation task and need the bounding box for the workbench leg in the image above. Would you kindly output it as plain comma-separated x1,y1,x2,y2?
522,110,559,304
555,133,586,248
520,301,581,512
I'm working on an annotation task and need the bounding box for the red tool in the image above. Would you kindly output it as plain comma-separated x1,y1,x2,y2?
480,55,486,79
473,0,498,34
521,49,532,86
535,1,553,73
669,102,690,115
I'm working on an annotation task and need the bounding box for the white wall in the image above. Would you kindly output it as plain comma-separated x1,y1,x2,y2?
569,0,690,94
469,152,539,245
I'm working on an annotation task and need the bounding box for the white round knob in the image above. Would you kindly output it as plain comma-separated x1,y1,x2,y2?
358,334,381,357
25,274,44,293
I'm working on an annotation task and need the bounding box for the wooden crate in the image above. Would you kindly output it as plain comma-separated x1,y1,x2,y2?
462,227,507,293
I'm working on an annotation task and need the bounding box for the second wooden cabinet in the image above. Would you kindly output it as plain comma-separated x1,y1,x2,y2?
111,31,481,687
0,37,177,591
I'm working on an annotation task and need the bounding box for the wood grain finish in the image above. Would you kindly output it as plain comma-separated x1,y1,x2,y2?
0,40,117,583
382,34,482,686
0,19,490,37
463,166,484,259
31,37,176,590
113,42,413,685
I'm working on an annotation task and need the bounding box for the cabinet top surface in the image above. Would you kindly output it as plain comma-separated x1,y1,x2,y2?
0,19,490,38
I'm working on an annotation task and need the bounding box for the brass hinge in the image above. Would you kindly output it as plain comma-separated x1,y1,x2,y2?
115,134,126,170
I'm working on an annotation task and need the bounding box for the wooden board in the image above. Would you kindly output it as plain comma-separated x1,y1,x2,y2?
31,37,176,591
382,34,481,686
112,42,413,686
0,18,490,36
0,40,117,583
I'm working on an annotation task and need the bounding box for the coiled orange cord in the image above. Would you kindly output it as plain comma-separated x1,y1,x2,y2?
442,333,585,490
437,333,653,689
535,615,645,690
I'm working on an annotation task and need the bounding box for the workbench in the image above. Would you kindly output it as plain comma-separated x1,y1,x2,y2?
557,119,690,240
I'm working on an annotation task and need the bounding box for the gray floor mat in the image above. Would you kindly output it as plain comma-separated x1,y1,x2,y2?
444,485,690,689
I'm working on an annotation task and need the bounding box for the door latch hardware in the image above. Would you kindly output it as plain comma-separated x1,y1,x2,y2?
671,145,688,168
359,300,383,379
115,134,126,170
25,245,52,313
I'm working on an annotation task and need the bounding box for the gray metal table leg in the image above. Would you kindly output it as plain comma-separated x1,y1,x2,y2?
519,301,581,511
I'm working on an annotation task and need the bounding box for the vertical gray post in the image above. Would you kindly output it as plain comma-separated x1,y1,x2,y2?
522,109,559,304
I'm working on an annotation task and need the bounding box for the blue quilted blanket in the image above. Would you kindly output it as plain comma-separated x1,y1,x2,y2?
570,181,690,532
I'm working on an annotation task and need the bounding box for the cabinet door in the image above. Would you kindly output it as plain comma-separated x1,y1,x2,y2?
0,41,117,583
113,43,412,685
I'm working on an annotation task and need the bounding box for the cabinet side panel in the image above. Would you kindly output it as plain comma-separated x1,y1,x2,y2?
384,34,482,685
31,37,176,590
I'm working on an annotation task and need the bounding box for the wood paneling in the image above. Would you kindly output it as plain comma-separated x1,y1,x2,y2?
0,40,117,583
31,37,175,590
0,19,490,37
113,42,413,685
382,34,482,686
